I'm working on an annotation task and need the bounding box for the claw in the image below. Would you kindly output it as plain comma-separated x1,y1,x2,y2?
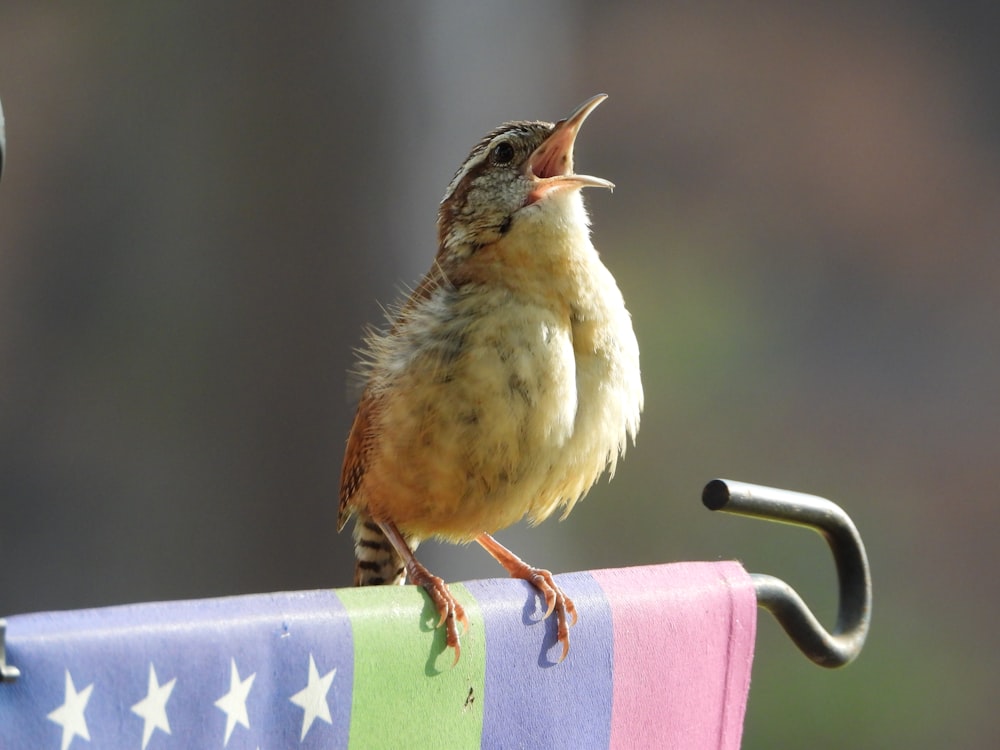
528,568,576,662
475,532,578,661
375,519,469,664
410,564,468,664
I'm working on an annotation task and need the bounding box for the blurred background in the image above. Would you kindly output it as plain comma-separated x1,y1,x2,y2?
1,2,997,746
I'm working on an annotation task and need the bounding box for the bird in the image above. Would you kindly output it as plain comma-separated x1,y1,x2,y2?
338,94,642,663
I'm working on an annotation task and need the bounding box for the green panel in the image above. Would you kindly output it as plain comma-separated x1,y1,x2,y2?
338,583,485,749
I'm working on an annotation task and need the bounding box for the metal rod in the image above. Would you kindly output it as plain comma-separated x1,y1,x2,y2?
0,101,12,683
0,619,19,682
702,478,872,668
0,104,9,682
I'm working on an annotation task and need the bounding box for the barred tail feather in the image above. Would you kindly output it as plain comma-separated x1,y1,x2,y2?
353,513,416,586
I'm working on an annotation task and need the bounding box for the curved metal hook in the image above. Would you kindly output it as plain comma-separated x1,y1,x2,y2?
703,478,871,668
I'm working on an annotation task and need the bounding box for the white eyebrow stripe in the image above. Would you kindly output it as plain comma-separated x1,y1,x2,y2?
444,150,490,199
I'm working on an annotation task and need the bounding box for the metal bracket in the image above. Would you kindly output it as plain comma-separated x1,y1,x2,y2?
0,619,20,682
0,99,12,684
703,478,872,668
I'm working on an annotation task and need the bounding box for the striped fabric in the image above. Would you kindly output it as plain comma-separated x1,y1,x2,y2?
0,562,755,749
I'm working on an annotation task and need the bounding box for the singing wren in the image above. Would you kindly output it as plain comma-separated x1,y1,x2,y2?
338,94,643,662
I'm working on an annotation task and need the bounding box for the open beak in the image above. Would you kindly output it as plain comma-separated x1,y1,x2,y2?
524,94,614,206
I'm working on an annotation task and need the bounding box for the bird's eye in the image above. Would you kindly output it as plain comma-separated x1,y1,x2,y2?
490,141,515,166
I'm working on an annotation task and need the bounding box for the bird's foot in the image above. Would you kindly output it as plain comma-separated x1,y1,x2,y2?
520,565,578,663
407,559,468,666
475,533,577,662
375,518,469,664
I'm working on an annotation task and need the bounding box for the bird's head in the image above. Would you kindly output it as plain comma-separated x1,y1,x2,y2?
437,94,613,255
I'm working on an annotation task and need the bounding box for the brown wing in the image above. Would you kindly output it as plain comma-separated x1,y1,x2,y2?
338,390,377,531
338,260,454,531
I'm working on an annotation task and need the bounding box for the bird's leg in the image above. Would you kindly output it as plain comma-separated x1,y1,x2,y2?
475,532,578,662
379,519,468,664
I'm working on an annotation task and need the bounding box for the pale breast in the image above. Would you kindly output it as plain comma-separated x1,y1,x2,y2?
362,269,641,541
361,283,574,536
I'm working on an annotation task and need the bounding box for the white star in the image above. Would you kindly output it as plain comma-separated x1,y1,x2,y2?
47,670,93,750
214,658,256,747
131,663,176,750
289,654,336,740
